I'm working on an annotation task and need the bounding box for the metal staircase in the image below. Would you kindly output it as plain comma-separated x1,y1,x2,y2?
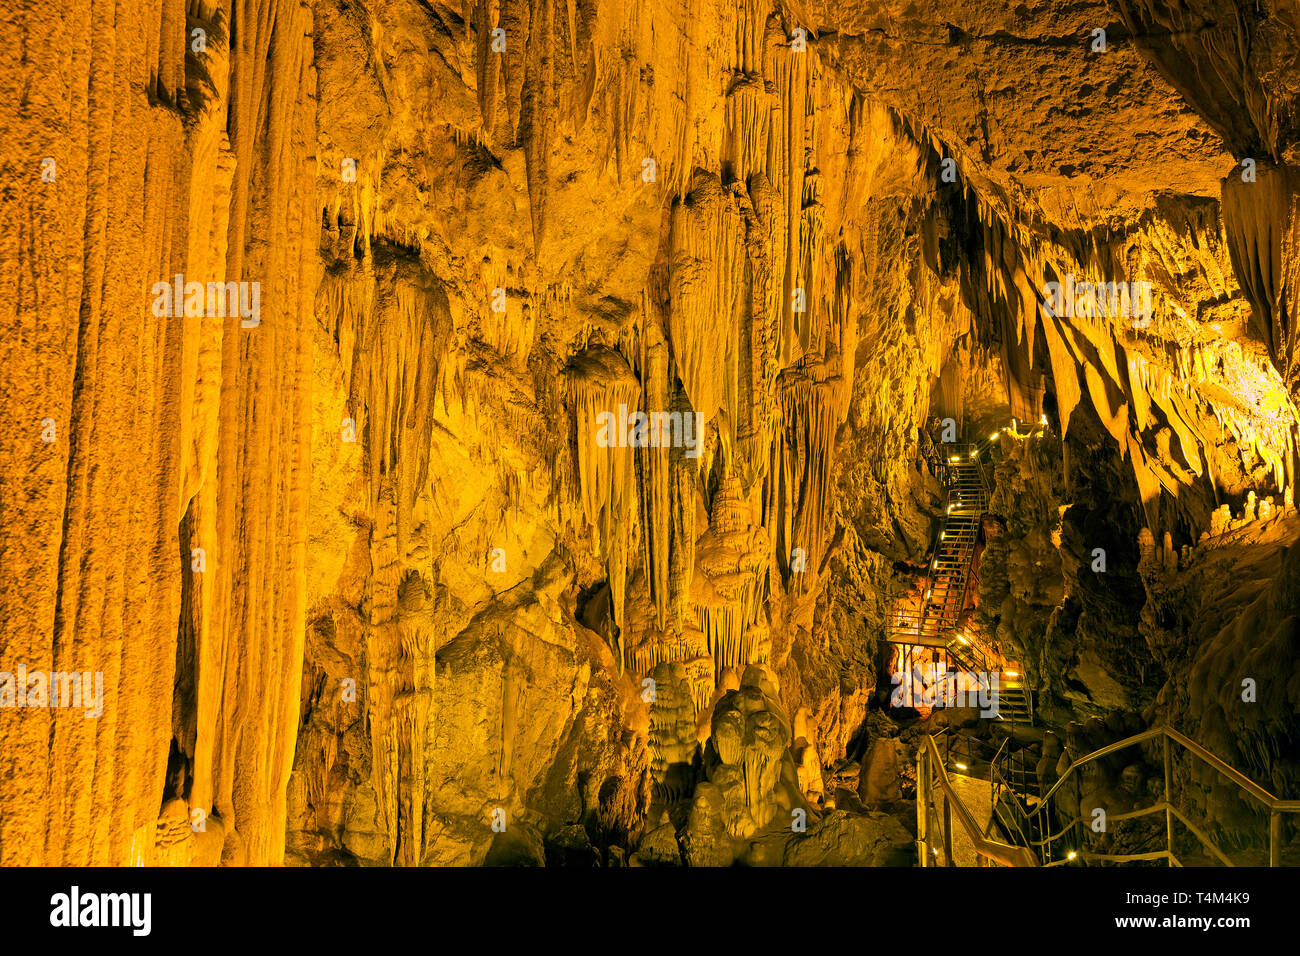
995,673,1032,723
888,429,1036,718
887,440,989,648
925,445,987,626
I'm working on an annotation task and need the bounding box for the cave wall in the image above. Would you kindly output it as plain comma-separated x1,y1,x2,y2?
288,0,966,865
0,0,317,865
2,0,1299,866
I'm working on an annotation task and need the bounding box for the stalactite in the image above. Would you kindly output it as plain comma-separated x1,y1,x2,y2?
770,354,837,594
314,250,451,867
720,174,779,488
639,323,673,629
500,0,532,145
519,0,556,249
693,476,769,678
670,456,698,626
762,15,807,367
736,172,785,487
1222,165,1300,403
317,258,452,529
724,76,771,185
935,142,1297,520
668,171,746,445
829,242,858,421
796,169,825,354
564,344,641,640
475,0,502,143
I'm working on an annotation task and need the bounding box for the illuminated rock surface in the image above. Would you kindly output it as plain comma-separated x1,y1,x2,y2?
1,0,1298,866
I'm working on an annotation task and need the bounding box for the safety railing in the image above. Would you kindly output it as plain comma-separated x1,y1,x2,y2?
887,606,949,646
988,738,1042,842
945,631,991,675
921,725,1296,866
917,733,1039,867
1023,727,1299,867
988,755,1037,849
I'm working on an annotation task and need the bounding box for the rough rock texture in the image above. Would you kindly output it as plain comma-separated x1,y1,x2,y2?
3,0,1300,867
1141,512,1300,838
1,0,317,866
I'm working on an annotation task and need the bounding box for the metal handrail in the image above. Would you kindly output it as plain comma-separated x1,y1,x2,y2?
917,734,1040,867
946,633,990,675
1023,726,1300,866
1033,727,1300,812
990,759,1036,849
925,724,1297,866
985,738,1009,838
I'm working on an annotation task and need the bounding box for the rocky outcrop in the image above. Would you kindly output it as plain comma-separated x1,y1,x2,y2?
1140,510,1300,833
4,0,1300,868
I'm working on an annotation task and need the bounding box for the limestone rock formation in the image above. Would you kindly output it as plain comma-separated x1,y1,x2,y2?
3,0,1300,871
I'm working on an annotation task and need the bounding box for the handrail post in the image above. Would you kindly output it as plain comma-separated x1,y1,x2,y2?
917,747,929,867
1270,811,1281,867
943,791,953,866
1163,734,1174,867
1074,771,1082,860
1045,789,1051,863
